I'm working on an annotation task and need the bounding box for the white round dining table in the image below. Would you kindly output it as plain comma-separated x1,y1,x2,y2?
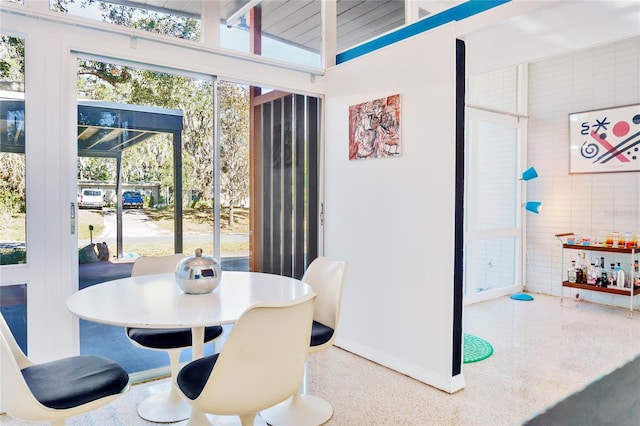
66,271,313,425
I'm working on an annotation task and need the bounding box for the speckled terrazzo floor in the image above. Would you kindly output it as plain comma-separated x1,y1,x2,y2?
3,293,640,425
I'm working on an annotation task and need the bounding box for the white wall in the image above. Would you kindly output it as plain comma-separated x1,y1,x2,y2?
463,1,640,77
324,23,463,392
526,36,640,308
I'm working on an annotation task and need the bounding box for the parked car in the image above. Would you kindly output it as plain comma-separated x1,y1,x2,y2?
122,190,144,209
78,189,104,209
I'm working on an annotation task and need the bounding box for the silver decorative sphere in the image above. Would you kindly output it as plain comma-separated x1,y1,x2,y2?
175,248,222,294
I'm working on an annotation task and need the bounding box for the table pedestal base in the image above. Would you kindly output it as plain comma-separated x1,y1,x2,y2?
137,387,191,423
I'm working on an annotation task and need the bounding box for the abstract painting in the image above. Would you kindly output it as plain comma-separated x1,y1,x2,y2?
349,94,401,161
569,104,640,173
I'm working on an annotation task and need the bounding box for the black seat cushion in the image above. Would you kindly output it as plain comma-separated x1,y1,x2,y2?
311,320,334,347
21,355,129,409
177,353,219,400
126,325,223,349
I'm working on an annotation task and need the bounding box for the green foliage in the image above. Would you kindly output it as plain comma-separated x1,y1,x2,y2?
77,157,116,181
0,189,25,214
0,37,26,213
219,82,250,226
0,153,26,212
100,3,200,41
3,6,250,229
0,248,26,266
0,35,25,81
52,0,200,41
77,59,132,87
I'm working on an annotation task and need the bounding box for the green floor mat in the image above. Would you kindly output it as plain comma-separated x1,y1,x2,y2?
464,333,494,363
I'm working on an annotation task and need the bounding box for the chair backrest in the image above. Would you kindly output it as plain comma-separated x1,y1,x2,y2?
0,314,48,420
302,257,347,331
191,293,316,416
131,253,185,277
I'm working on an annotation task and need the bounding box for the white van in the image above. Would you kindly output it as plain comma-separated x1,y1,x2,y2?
78,188,104,209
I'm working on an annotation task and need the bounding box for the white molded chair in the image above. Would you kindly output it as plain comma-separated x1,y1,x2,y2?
126,253,224,422
176,292,317,426
130,253,187,277
261,257,347,426
0,314,129,426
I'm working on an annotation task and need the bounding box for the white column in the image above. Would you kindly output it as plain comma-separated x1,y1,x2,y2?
201,0,220,50
321,0,337,69
405,0,422,24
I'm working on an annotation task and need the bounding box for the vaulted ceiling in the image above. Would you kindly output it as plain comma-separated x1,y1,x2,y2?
105,0,463,53
99,0,638,64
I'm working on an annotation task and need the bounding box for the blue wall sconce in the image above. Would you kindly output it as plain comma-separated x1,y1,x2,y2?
523,201,542,214
520,166,539,181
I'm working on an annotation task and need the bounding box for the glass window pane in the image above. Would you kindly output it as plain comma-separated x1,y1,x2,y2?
77,58,217,375
476,121,518,229
1,34,27,266
218,81,250,265
221,1,321,68
77,59,214,260
0,284,27,353
50,0,202,42
262,1,321,66
467,238,517,294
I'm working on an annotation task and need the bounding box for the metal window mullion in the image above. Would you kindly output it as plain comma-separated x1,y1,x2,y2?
261,102,272,272
213,78,221,260
307,97,319,263
282,95,293,277
293,94,306,279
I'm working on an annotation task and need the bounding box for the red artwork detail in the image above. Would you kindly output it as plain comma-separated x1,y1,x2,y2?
590,130,629,162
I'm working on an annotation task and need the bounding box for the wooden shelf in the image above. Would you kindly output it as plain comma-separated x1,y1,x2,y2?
562,281,640,296
562,244,637,254
559,237,638,313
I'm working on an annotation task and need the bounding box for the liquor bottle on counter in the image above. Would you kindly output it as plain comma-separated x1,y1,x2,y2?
587,262,597,285
575,258,583,284
609,263,617,287
568,260,577,283
594,258,603,286
580,253,588,283
634,260,639,287
616,262,628,288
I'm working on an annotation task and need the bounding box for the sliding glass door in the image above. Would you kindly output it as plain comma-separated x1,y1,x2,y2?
73,60,322,377
75,58,216,377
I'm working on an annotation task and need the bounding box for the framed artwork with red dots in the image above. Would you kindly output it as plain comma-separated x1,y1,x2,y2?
569,104,640,174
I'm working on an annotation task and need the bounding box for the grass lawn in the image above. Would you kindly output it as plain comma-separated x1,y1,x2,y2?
143,206,249,234
78,210,105,239
1,212,27,241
